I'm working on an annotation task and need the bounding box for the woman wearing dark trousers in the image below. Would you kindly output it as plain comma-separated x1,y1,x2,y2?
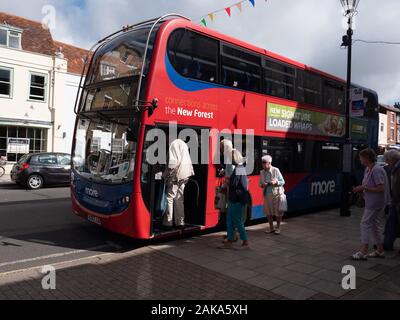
221,149,249,248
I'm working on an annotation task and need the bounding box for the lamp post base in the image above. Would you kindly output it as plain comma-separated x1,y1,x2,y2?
340,171,352,217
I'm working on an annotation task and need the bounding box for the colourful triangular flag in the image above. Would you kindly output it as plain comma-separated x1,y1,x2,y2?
249,0,255,7
236,2,242,12
208,13,215,22
225,7,231,16
201,18,207,27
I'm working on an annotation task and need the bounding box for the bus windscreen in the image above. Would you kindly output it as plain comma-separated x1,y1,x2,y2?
72,117,137,185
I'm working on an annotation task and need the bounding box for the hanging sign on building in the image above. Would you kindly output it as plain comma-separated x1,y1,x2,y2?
7,138,30,154
351,87,364,117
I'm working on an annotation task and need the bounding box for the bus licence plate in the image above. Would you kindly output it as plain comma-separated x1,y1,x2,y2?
87,215,101,226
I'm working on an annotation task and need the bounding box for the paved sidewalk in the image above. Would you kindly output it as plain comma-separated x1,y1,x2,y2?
0,208,400,300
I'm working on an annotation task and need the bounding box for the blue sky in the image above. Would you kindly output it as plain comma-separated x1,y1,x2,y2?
0,0,399,105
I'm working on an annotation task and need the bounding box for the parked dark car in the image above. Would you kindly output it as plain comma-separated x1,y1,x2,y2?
10,153,71,190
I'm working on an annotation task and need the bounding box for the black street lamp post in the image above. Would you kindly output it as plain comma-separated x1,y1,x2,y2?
340,0,360,217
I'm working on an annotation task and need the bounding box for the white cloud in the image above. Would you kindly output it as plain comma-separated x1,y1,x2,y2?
0,0,399,104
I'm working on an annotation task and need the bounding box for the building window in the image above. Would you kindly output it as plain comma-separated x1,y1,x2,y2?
380,122,384,132
0,26,22,49
391,113,395,123
29,73,47,102
100,63,116,79
390,128,395,141
397,115,400,125
397,129,400,143
0,67,13,98
0,126,47,162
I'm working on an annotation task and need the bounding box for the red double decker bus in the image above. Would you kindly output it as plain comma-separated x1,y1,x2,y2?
71,14,379,239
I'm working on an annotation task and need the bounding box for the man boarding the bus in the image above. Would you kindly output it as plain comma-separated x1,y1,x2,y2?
162,139,194,229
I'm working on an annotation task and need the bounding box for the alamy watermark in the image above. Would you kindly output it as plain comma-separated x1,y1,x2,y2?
41,5,56,31
341,265,356,290
144,122,255,174
41,265,56,290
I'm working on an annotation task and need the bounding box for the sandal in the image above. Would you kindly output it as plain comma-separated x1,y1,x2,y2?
367,251,385,258
222,235,239,243
352,251,368,261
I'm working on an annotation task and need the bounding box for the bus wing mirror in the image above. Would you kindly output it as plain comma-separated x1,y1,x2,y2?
148,98,158,116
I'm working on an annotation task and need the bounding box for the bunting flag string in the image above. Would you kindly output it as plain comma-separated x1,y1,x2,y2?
198,0,267,27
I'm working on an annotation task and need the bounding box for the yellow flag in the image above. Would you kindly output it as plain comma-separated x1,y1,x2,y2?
208,13,215,22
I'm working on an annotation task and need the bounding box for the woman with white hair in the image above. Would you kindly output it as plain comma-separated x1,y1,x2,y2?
221,149,249,248
259,155,286,235
220,139,234,178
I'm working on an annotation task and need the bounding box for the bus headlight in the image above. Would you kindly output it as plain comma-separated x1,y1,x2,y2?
119,196,131,205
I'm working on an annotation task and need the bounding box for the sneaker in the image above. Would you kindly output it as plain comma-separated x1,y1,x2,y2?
352,251,368,261
274,229,281,235
264,228,275,234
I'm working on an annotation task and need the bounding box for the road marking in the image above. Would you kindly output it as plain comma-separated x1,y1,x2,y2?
0,251,118,278
0,242,120,268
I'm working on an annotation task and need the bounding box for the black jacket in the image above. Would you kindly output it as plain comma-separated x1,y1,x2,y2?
228,165,248,204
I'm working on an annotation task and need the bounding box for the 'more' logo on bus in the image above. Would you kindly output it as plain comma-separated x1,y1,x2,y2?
311,180,336,196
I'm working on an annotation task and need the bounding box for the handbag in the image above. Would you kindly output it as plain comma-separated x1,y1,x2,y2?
272,186,284,196
355,192,365,208
271,167,284,196
155,180,167,216
279,194,288,212
215,185,228,212
355,167,376,209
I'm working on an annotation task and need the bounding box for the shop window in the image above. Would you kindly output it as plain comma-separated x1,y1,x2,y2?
0,126,47,162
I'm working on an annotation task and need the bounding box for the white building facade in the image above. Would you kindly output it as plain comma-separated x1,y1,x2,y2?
0,12,87,173
378,113,388,149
